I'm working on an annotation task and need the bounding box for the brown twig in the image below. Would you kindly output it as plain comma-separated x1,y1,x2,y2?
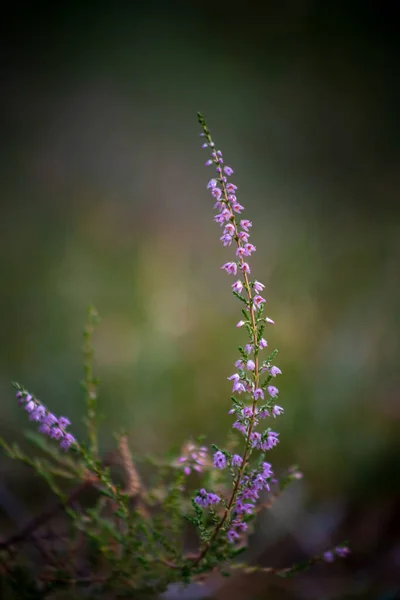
0,480,92,551
0,453,117,551
118,434,149,517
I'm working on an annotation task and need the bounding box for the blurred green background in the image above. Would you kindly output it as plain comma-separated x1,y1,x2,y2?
0,2,399,598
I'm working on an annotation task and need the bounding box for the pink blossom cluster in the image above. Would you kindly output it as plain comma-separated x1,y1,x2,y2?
15,388,76,451
194,488,221,507
227,462,273,542
178,442,208,476
323,546,351,562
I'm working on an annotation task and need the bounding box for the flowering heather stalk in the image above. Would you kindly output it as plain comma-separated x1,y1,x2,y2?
14,383,76,451
194,113,285,560
0,116,350,596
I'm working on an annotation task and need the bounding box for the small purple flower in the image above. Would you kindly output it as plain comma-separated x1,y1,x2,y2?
323,551,334,563
265,317,275,324
205,159,213,166
207,492,221,505
16,391,25,405
39,423,51,435
262,462,273,477
179,442,208,475
272,405,284,417
221,262,238,275
241,406,253,418
235,500,253,515
259,338,268,349
214,209,230,225
258,408,270,419
254,388,264,400
30,406,46,422
335,546,350,558
211,187,222,200
253,280,265,293
246,359,255,371
250,432,261,447
227,529,239,543
235,359,244,369
194,490,208,507
240,219,252,231
60,433,76,451
243,243,256,256
269,366,282,377
233,520,248,532
238,231,249,243
226,183,237,193
265,431,279,450
213,451,227,469
58,416,71,429
224,166,234,176
228,373,246,394
236,320,245,328
253,295,266,309
240,262,251,274
25,401,36,413
207,179,217,189
195,488,220,507
224,223,235,235
267,385,279,398
233,421,247,435
220,233,233,246
50,428,63,440
231,454,243,467
232,280,244,293
232,202,244,214
43,413,58,427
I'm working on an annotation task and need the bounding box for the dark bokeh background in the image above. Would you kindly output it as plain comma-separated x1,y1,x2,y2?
1,2,399,598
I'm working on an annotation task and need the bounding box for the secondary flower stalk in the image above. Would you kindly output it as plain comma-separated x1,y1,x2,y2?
14,385,76,451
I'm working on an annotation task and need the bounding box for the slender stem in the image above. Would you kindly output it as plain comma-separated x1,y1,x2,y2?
83,305,99,457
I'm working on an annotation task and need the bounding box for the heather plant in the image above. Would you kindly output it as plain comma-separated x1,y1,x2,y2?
0,115,349,599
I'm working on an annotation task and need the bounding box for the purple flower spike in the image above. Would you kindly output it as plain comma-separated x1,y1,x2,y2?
199,113,290,529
